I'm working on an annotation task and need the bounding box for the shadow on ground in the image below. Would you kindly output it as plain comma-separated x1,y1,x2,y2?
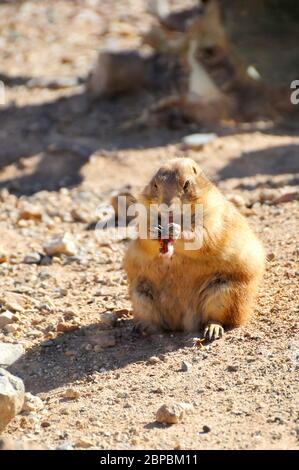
1,75,299,195
0,73,32,87
9,321,194,394
219,144,299,180
0,84,189,195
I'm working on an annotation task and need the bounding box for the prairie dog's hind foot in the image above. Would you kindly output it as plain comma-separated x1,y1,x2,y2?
203,322,224,341
132,319,159,336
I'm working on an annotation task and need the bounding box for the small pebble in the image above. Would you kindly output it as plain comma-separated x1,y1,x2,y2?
202,425,211,433
227,365,239,372
4,324,18,334
64,388,80,399
147,356,161,365
18,203,42,221
22,393,44,413
0,253,8,264
156,402,194,425
56,442,74,451
181,361,192,372
23,253,41,264
41,421,51,428
182,133,217,150
0,311,14,329
74,438,93,449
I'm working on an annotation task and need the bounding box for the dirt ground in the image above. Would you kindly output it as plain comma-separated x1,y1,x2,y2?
0,0,298,450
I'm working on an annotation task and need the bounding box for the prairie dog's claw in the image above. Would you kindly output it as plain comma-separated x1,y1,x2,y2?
204,323,224,341
150,226,161,239
151,223,181,240
167,222,181,240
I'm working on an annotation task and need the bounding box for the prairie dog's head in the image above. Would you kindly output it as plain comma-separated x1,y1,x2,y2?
141,158,211,208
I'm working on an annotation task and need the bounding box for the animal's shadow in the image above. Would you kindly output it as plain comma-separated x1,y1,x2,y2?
8,321,197,394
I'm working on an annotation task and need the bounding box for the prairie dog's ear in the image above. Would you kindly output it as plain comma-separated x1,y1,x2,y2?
141,182,151,199
177,158,202,177
141,177,158,201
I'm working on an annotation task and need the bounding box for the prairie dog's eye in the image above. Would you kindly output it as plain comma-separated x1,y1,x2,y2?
183,180,190,192
153,182,158,190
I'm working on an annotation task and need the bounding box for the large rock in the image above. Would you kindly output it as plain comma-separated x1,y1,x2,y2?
156,402,194,425
0,343,24,368
0,369,25,432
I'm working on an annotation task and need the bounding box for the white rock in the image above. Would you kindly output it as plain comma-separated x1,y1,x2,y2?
0,369,25,431
56,442,74,450
23,253,41,264
182,133,217,149
22,393,44,413
0,311,14,329
0,343,24,368
181,360,192,372
43,233,77,257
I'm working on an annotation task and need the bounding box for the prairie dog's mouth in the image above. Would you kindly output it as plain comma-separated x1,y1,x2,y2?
159,238,173,257
158,211,174,258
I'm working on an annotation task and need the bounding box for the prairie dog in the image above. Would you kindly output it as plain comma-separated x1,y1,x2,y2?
123,158,265,339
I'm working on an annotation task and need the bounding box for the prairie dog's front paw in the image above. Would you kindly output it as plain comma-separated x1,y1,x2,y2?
204,322,224,341
166,222,181,240
149,225,161,239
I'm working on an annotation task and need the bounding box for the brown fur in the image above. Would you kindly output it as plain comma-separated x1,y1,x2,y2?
123,158,265,336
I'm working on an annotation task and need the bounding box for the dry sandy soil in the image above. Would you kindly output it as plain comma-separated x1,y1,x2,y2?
0,0,298,450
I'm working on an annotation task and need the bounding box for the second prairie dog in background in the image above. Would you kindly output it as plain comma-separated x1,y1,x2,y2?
123,158,265,339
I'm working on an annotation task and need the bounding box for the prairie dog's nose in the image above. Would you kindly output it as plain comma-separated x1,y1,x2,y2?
160,185,180,206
